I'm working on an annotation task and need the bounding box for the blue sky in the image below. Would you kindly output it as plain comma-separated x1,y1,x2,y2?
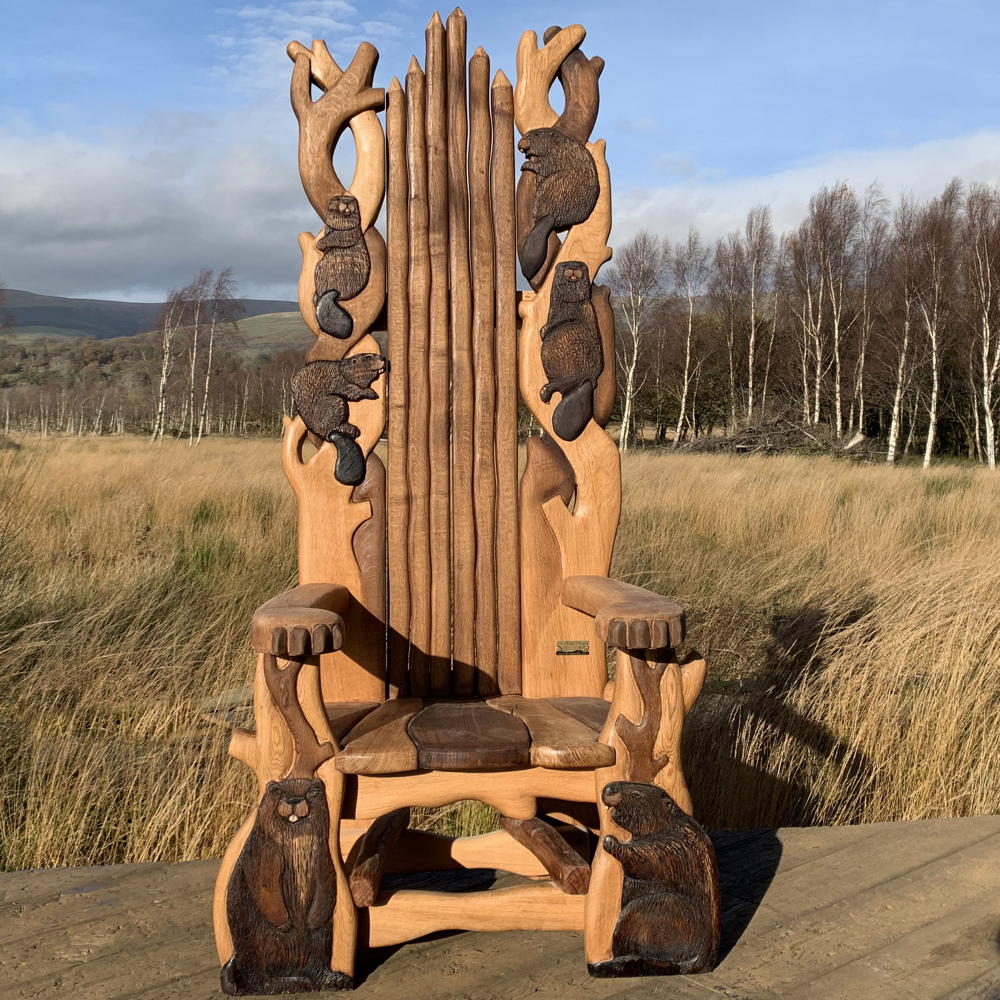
2,0,998,300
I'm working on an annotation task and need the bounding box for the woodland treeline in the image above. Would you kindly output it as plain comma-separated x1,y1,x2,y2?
0,270,303,440
609,179,1000,467
4,178,1000,465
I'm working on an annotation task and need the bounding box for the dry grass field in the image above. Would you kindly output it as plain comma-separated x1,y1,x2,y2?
0,435,998,871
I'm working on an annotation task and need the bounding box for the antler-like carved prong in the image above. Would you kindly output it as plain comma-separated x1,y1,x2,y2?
514,24,586,135
288,40,386,228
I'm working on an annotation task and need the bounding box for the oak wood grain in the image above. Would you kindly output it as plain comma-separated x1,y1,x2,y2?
404,57,432,695
561,574,686,649
386,76,411,696
489,695,614,769
349,807,410,907
407,701,531,771
546,696,609,734
447,7,476,697
425,12,453,693
470,45,498,694
491,67,522,695
499,816,591,894
336,698,422,774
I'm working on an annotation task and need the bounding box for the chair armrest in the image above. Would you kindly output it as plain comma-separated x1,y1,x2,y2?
250,583,351,658
561,575,686,650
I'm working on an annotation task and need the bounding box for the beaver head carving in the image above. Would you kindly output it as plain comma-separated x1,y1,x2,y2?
259,778,328,842
321,194,363,234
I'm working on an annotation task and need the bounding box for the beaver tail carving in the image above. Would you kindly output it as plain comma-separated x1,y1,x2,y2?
552,379,595,442
328,431,366,487
520,214,555,284
316,291,354,340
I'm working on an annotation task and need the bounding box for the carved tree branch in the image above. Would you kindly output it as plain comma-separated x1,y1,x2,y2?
614,654,670,784
262,654,336,779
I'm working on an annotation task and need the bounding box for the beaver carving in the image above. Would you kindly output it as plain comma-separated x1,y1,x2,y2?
314,194,371,340
222,778,350,995
539,260,603,441
292,355,388,486
589,781,720,978
518,127,599,282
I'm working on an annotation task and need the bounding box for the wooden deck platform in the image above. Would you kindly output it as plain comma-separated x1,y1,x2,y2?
1,816,998,999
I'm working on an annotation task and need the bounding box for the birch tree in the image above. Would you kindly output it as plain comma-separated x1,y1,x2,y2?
915,180,961,468
670,227,709,446
740,206,775,422
962,184,1000,468
608,231,665,452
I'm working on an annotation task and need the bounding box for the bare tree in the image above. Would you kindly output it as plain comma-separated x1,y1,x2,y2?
915,180,961,468
670,228,709,445
812,184,862,438
712,233,742,431
196,268,244,443
962,184,1000,468
852,184,889,435
740,206,775,422
151,286,187,442
885,197,921,465
786,220,826,426
608,230,665,452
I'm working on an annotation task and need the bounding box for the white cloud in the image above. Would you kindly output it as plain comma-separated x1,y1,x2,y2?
612,130,1000,249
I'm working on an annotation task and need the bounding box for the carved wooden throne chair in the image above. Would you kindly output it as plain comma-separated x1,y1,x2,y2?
213,11,720,994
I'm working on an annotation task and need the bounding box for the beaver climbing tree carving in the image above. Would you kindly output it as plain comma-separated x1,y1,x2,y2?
589,781,720,978
518,129,599,283
292,355,388,486
539,260,603,441
314,194,371,340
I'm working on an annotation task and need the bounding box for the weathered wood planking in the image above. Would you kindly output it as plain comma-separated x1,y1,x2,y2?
425,12,453,693
386,77,411,696
447,8,476,696
404,57,432,696
469,45,499,694
491,68,522,696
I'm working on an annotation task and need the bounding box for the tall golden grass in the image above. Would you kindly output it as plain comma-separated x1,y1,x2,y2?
0,436,997,870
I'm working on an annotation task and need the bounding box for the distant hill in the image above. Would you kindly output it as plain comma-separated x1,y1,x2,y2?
4,289,299,341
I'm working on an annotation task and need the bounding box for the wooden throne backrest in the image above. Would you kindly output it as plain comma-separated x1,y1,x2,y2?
283,14,619,705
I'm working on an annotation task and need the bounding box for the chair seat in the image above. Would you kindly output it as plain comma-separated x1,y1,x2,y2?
325,696,614,774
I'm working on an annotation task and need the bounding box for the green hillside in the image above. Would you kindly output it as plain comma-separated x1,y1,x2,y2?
5,289,298,341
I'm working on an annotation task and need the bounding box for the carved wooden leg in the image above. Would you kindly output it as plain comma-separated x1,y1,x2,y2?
217,655,355,994
584,648,719,977
499,816,590,894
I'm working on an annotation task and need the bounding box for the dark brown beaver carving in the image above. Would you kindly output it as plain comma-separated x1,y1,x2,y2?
589,781,721,978
292,355,388,486
518,128,599,282
314,194,371,340
539,261,603,441
221,778,350,995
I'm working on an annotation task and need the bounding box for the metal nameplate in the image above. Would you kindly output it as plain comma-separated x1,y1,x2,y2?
556,640,590,655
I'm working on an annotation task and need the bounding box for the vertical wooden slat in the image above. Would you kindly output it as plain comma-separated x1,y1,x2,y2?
469,46,498,693
405,56,431,696
425,11,453,694
447,7,476,695
491,69,521,694
386,76,410,697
